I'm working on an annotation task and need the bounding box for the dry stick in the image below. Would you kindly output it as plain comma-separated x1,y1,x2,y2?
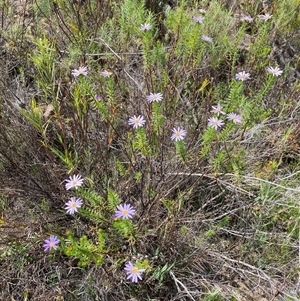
212,252,297,300
167,172,255,197
167,172,300,193
169,271,197,301
227,173,300,193
213,252,275,283
278,170,300,181
95,37,144,92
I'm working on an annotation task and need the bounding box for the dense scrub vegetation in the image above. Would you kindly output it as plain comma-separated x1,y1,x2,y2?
0,0,300,300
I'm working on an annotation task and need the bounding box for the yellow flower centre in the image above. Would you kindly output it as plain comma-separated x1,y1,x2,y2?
131,267,138,274
71,202,77,208
213,120,218,125
175,132,180,136
122,209,128,215
72,180,77,186
134,119,139,124
49,242,55,248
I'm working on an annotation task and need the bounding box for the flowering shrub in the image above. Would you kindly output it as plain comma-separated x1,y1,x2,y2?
0,0,298,300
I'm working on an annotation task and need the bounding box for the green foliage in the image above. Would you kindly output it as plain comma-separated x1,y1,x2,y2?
205,216,231,238
252,75,277,105
162,198,175,216
211,149,227,172
79,188,104,207
225,81,244,106
75,188,121,225
132,127,151,155
107,189,121,210
115,160,128,176
34,0,51,17
0,241,32,270
152,102,165,134
93,97,110,121
119,0,147,37
134,171,142,182
47,138,77,171
20,99,44,135
200,127,216,158
165,1,201,62
64,229,106,267
202,291,225,301
113,219,136,240
250,23,271,60
29,35,59,99
152,262,175,282
0,193,8,212
69,79,93,127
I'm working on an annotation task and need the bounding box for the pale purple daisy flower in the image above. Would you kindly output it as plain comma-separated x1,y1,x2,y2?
95,94,103,101
43,235,60,251
114,203,135,220
65,197,83,214
146,92,163,103
227,113,242,124
128,115,146,129
101,70,112,77
140,23,152,31
211,103,225,116
258,13,272,21
208,117,224,130
266,66,283,77
240,15,254,22
65,174,84,190
171,127,186,142
202,35,213,43
235,71,251,81
71,66,88,77
193,15,205,24
124,261,145,283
